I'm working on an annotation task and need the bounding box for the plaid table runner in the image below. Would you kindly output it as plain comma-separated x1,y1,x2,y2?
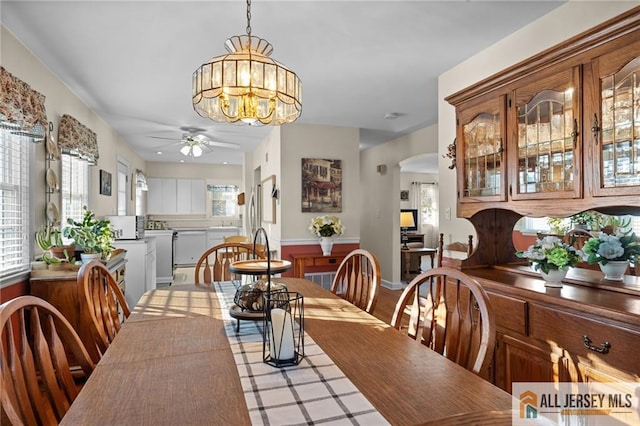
215,281,390,426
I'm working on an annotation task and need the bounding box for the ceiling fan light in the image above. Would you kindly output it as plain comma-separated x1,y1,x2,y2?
180,145,191,156
192,145,203,157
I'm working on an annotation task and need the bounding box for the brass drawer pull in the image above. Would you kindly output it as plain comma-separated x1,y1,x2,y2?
583,335,610,354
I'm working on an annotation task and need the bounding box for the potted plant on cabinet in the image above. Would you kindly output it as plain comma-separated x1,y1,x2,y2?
34,226,76,264
63,207,114,263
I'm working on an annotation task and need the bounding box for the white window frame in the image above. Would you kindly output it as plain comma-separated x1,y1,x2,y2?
0,126,35,284
61,153,90,230
208,184,239,218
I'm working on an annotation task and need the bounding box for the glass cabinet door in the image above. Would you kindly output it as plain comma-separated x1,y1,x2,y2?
511,67,581,200
592,47,640,196
456,94,506,202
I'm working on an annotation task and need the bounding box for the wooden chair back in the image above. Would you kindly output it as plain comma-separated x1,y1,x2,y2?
558,229,602,271
437,233,473,267
223,235,250,244
330,249,381,314
194,242,265,284
391,267,496,375
0,296,95,425
562,228,594,250
78,260,131,362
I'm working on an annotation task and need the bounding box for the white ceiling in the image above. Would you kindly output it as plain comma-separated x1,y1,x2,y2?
2,1,565,170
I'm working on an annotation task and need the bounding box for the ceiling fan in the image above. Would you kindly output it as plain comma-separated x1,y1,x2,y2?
148,127,241,158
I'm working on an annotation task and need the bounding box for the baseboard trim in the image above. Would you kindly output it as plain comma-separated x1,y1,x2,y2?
381,279,405,290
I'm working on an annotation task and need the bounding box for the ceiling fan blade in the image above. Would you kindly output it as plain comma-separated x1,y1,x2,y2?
155,141,181,149
149,135,182,142
203,140,241,150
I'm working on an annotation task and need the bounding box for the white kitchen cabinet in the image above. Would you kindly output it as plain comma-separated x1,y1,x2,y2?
148,178,203,215
112,238,156,308
148,178,177,214
191,179,205,213
175,230,207,266
176,178,205,214
207,227,240,248
145,230,175,285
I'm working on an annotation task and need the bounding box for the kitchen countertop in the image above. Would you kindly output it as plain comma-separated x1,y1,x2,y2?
172,227,240,232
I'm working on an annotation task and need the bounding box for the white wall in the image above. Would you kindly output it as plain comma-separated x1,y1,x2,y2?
360,125,438,286
2,25,146,223
437,1,640,245
251,127,282,251
280,123,360,242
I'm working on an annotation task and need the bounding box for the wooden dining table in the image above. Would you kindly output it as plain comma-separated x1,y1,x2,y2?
61,277,513,425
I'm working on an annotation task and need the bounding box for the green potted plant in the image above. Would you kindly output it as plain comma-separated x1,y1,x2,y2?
35,226,76,264
546,217,570,236
63,207,114,262
570,211,606,232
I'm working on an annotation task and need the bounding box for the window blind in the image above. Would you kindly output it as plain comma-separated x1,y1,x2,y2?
0,126,31,278
61,153,89,228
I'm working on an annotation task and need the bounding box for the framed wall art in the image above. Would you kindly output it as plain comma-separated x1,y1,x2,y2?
301,158,342,212
99,170,112,196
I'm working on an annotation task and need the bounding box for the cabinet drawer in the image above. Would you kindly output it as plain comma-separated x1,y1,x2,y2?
529,304,640,374
312,257,343,267
487,291,527,335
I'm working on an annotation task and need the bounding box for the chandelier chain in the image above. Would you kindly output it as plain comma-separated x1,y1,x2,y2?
246,0,252,36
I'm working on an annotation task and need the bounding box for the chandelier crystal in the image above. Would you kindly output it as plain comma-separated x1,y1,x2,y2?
192,0,302,126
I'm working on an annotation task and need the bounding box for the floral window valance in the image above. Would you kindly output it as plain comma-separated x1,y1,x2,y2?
0,66,47,139
58,114,99,164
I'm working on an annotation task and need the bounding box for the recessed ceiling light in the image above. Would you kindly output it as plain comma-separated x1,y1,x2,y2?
223,161,228,165
156,151,163,155
384,112,399,120
179,159,185,163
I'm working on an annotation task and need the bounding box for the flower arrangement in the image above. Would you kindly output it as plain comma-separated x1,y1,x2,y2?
582,231,640,265
309,215,344,238
516,235,583,274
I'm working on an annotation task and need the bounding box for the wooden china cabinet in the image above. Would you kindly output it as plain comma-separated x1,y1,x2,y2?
446,7,640,399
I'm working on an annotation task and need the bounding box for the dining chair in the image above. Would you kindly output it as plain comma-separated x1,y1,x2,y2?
562,228,594,250
391,266,495,376
223,235,250,244
194,242,265,285
330,249,381,314
560,229,602,271
78,260,131,363
437,233,473,267
0,295,95,425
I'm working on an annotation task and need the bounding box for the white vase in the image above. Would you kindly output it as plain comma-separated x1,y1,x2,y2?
598,260,628,281
80,252,101,263
540,269,567,288
319,237,334,256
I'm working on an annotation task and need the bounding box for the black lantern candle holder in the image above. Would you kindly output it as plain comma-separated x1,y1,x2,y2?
263,291,304,367
244,227,304,367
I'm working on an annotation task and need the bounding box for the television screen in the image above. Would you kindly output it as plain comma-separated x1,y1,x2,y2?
401,209,418,232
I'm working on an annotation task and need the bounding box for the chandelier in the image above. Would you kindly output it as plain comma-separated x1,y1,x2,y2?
192,0,302,126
